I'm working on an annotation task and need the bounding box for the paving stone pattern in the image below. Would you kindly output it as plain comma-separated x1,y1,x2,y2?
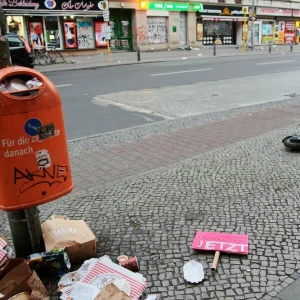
1,100,300,299
69,102,300,193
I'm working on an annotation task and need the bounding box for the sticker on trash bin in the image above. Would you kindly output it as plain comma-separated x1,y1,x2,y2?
24,118,42,136
37,123,55,140
35,149,51,169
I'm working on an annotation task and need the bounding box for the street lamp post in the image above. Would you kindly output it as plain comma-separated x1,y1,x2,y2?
251,0,255,50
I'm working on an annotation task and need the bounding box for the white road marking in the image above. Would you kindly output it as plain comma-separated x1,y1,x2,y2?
257,60,295,66
55,84,73,88
150,68,213,76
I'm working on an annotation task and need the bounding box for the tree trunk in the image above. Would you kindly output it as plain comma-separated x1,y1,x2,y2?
0,40,10,69
0,4,10,69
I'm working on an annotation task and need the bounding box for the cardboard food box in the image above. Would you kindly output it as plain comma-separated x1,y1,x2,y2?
41,216,96,263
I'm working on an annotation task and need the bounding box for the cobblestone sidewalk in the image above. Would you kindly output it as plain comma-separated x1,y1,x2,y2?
1,99,300,299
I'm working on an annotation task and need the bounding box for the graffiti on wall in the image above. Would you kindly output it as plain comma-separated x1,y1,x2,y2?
77,18,94,49
147,17,168,44
137,25,148,42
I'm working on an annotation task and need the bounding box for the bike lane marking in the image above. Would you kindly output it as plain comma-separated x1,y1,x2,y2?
257,60,295,66
55,84,73,88
150,68,213,76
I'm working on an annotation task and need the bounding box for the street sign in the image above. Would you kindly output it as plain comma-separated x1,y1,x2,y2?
242,6,248,14
98,0,109,10
104,25,111,40
103,10,109,21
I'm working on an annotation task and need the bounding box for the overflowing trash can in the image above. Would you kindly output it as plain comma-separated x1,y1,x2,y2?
0,66,73,211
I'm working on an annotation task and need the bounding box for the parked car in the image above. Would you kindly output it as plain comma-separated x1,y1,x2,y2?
7,33,34,68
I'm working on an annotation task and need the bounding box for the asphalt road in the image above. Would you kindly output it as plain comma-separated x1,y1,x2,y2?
46,53,300,140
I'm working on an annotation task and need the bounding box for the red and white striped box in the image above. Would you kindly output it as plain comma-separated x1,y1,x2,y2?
82,256,147,300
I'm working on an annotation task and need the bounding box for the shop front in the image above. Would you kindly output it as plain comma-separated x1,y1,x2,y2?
138,1,202,50
196,5,248,46
3,0,110,52
255,7,300,45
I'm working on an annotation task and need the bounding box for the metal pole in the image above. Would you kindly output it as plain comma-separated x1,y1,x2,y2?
269,42,272,53
251,0,255,50
243,13,247,53
291,43,293,52
213,43,216,56
137,46,140,61
7,207,45,258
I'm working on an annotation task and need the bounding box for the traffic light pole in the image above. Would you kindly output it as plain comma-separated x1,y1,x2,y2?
0,3,11,68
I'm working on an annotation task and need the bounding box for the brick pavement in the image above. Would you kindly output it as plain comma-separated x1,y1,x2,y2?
70,104,300,192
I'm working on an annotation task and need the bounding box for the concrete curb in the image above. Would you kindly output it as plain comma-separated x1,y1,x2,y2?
37,50,294,74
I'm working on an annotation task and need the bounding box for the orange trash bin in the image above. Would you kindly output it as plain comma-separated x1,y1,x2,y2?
0,66,74,211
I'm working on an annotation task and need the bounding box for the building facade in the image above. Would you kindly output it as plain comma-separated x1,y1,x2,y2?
3,0,300,53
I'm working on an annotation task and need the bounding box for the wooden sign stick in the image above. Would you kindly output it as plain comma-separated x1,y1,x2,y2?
211,251,220,271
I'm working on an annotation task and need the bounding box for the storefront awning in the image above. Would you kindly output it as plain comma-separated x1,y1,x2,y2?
202,16,245,22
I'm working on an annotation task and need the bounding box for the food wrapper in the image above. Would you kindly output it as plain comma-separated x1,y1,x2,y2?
27,249,71,276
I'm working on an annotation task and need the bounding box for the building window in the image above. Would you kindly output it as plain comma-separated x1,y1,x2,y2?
235,0,242,4
28,18,45,49
77,18,95,49
7,16,24,37
147,17,168,44
45,16,61,49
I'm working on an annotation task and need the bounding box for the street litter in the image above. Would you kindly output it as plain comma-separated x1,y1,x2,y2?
0,76,43,93
58,256,147,300
41,215,96,263
26,77,43,88
183,260,204,283
27,249,71,276
0,236,13,268
120,256,139,272
145,295,162,300
0,236,50,300
192,232,248,271
117,255,128,263
94,280,131,300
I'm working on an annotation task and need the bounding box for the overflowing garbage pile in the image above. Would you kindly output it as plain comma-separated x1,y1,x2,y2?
0,216,151,300
0,76,43,94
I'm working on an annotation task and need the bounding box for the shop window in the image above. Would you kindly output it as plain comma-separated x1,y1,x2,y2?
203,21,234,45
261,21,274,44
196,21,203,41
63,20,78,49
7,16,24,37
28,18,45,49
147,17,168,44
204,21,233,36
77,18,95,49
45,16,61,49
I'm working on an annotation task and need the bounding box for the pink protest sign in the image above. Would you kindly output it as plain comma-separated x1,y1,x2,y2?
192,232,249,255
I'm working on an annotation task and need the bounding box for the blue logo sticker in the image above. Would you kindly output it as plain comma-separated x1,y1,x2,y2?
24,118,42,136
45,0,56,9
